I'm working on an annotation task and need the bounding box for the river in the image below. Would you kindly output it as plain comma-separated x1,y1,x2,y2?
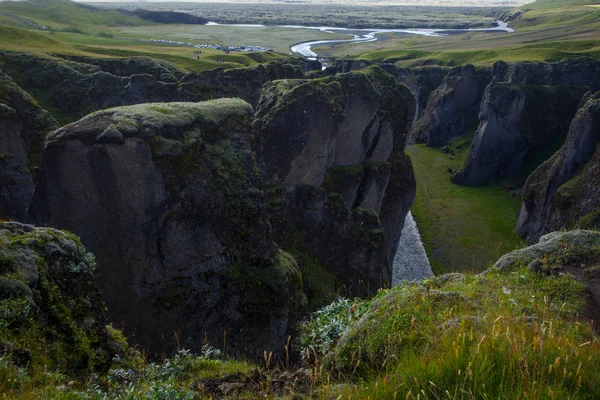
393,211,433,285
290,21,513,58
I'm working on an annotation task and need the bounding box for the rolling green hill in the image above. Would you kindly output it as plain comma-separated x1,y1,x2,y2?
0,0,148,30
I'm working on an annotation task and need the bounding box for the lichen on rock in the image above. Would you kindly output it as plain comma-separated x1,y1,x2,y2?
0,222,113,375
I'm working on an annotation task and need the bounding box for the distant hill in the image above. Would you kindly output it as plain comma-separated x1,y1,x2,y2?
0,0,206,29
119,9,207,25
512,0,600,30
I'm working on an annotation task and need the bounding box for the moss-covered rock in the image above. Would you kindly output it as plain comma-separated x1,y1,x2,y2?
517,92,600,243
30,99,303,357
0,222,113,375
0,51,305,124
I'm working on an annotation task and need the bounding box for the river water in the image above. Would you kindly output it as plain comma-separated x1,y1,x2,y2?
289,21,514,58
393,211,433,285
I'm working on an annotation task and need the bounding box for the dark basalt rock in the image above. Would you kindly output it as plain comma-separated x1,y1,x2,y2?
30,99,304,356
395,65,449,125
452,58,600,186
0,51,307,124
0,222,114,375
0,68,58,221
517,92,600,243
254,66,416,295
411,64,490,146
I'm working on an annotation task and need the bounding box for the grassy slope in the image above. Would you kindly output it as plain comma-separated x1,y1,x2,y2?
0,26,301,73
335,264,599,399
408,132,524,275
0,0,148,30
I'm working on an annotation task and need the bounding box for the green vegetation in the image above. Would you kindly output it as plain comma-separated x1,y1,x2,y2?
0,345,259,400
408,132,524,274
298,231,600,398
317,39,600,67
311,0,600,62
0,0,148,31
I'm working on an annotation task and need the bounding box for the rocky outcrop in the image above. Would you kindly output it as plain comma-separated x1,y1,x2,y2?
254,66,416,295
395,65,448,124
411,64,489,146
452,59,600,186
0,51,307,123
0,222,114,374
30,100,304,356
517,92,600,243
0,68,58,221
492,229,600,329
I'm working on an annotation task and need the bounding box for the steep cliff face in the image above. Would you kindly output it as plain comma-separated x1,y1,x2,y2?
411,64,489,146
395,65,448,125
30,100,304,356
517,92,600,243
0,222,114,375
0,68,58,221
0,51,306,123
452,59,600,186
450,81,527,185
254,66,416,295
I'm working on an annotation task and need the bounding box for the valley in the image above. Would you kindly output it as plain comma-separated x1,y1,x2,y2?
0,0,600,398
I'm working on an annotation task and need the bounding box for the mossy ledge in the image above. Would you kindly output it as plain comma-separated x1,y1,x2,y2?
0,222,114,376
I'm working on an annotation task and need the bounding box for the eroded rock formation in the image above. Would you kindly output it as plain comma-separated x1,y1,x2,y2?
517,92,600,243
30,100,304,356
452,59,600,186
0,51,309,123
254,66,416,295
411,64,489,146
0,68,57,221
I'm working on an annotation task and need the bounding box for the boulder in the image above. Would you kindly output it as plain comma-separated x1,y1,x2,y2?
0,222,113,375
517,92,600,243
30,99,304,356
0,68,57,221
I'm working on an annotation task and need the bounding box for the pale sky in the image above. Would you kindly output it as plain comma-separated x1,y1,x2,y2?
71,0,532,5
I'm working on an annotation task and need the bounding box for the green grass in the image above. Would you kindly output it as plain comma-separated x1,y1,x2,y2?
0,26,303,74
328,265,599,399
408,132,525,274
0,0,148,31
318,39,600,67
111,24,350,54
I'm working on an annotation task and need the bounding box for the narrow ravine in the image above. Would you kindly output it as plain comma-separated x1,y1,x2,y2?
393,211,433,285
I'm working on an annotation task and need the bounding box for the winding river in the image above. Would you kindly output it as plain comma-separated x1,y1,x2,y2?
290,21,513,58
